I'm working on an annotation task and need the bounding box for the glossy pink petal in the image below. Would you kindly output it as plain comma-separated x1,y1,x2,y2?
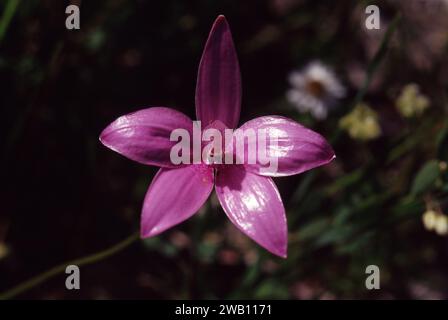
195,15,241,129
239,116,335,177
215,166,287,258
100,107,192,168
141,165,214,238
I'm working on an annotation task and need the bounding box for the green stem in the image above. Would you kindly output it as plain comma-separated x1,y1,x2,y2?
0,231,140,300
0,0,20,46
352,14,401,108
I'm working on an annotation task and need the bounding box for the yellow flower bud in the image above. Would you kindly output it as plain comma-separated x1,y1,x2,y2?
435,215,448,236
0,242,9,260
339,103,381,141
422,210,437,231
395,83,430,118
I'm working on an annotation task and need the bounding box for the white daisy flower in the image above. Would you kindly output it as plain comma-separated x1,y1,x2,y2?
286,61,346,120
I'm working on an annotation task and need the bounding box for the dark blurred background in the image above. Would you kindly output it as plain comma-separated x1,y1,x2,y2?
1,0,448,299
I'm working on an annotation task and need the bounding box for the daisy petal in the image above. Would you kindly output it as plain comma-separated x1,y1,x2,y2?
239,116,335,177
141,165,214,238
100,107,192,168
195,15,241,129
215,166,287,258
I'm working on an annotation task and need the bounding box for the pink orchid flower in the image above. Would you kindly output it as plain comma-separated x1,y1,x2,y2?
100,15,335,258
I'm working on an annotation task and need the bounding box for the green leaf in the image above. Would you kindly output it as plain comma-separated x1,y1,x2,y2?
297,218,330,241
436,119,448,161
325,168,364,195
254,280,289,299
0,0,20,46
410,160,440,196
315,225,355,247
